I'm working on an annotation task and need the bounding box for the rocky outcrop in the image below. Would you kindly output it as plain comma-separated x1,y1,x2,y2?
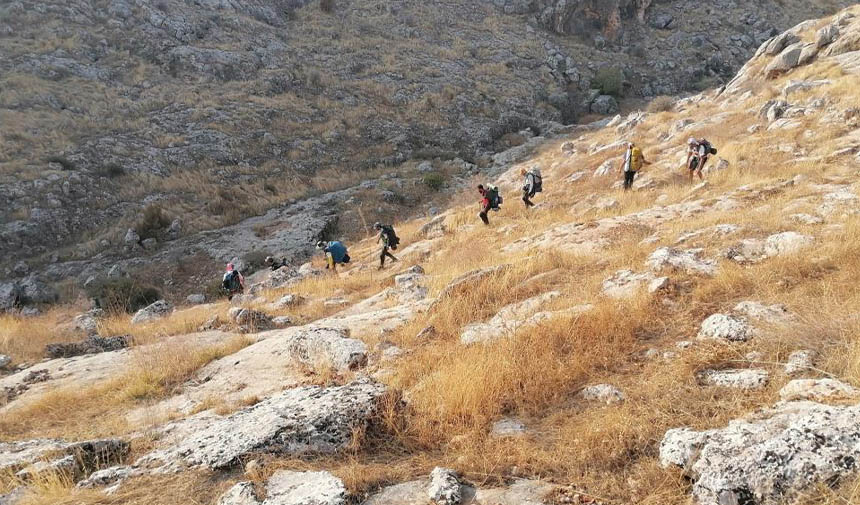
428,467,462,505
697,314,755,342
661,401,860,505
217,470,346,505
286,327,368,371
135,379,386,471
44,335,131,359
1,438,129,483
131,300,174,324
580,384,625,404
647,247,717,276
697,369,769,390
459,291,563,344
779,378,860,402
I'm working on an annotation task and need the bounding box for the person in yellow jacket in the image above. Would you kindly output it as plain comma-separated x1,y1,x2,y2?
619,142,650,190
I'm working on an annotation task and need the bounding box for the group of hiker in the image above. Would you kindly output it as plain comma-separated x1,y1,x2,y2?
221,137,717,296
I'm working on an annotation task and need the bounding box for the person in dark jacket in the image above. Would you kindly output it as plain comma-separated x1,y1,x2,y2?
477,184,491,225
521,167,542,207
373,222,399,269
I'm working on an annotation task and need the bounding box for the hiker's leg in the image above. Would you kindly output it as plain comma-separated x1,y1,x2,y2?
479,210,489,225
379,247,387,267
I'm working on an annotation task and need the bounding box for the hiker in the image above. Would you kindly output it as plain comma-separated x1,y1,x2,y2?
686,137,717,182
521,166,543,207
222,262,245,300
477,184,502,225
317,240,351,272
264,256,287,271
619,142,650,190
373,222,399,269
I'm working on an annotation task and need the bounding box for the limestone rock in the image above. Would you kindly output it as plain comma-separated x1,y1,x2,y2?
580,384,625,404
186,294,205,305
697,314,755,342
428,467,461,505
135,378,386,471
647,247,717,276
763,231,814,257
732,301,792,324
44,335,131,359
131,300,173,324
491,418,527,438
274,294,304,309
76,465,135,489
779,378,859,401
217,470,346,505
661,401,860,505
698,369,769,390
784,350,817,375
0,355,10,369
601,270,655,299
286,327,368,371
590,95,618,115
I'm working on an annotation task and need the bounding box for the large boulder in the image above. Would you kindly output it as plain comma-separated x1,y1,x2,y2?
131,300,174,324
286,327,368,371
590,95,619,115
428,467,462,505
134,378,386,471
697,314,755,342
647,247,717,276
779,378,860,402
765,42,805,78
0,283,21,311
660,401,860,505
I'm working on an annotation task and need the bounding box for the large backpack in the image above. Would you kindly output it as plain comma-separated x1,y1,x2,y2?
698,139,717,156
487,185,502,210
223,270,240,292
530,170,543,193
381,225,400,250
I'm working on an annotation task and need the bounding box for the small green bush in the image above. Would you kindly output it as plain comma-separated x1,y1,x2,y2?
593,67,624,97
137,204,171,240
86,278,161,314
423,173,445,191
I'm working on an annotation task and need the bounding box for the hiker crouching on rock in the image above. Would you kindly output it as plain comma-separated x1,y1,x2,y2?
264,256,288,271
222,263,245,300
620,142,649,191
686,137,716,183
317,240,351,272
373,222,399,270
521,166,542,207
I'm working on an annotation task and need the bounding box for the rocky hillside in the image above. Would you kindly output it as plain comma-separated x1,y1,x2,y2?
0,0,851,301
5,4,860,505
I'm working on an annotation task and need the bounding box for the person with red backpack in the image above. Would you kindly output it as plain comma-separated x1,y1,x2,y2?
222,263,245,300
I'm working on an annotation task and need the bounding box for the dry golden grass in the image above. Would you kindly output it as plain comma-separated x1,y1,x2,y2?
0,308,81,364
96,304,231,344
0,335,250,441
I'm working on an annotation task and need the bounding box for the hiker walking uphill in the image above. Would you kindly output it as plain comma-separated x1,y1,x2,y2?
687,137,717,182
317,240,351,272
521,167,542,207
477,184,502,225
222,263,245,300
619,142,650,190
373,222,399,270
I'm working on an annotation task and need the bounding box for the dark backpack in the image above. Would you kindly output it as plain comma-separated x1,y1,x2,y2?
223,270,240,291
381,225,400,250
487,185,502,210
700,139,717,156
531,172,543,193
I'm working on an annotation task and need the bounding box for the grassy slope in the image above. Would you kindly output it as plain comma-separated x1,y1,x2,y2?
5,6,860,504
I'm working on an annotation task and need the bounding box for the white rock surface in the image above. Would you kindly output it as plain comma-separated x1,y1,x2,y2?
491,418,527,437
134,378,386,471
428,467,461,505
286,327,368,371
131,300,174,324
460,291,561,345
763,231,814,257
0,354,10,369
647,247,717,276
601,270,655,299
218,470,346,505
732,301,793,324
580,384,625,404
697,314,755,342
698,369,769,390
785,350,817,375
779,378,860,401
660,401,860,505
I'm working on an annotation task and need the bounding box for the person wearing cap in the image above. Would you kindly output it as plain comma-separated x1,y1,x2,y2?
317,240,350,272
373,222,399,270
222,262,245,300
619,141,650,191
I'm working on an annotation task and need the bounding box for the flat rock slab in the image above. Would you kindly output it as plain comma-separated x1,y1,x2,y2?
660,401,860,505
363,479,554,505
779,378,860,402
218,470,346,505
460,292,562,344
647,247,717,276
697,314,756,342
698,369,769,390
135,378,386,472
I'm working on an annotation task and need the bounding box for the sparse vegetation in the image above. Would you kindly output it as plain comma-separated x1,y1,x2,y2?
593,66,625,97
85,277,161,314
647,95,675,113
422,172,445,191
136,204,171,241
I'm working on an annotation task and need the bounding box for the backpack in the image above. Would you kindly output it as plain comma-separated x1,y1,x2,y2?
487,185,502,210
382,225,400,250
223,270,240,292
698,139,717,156
530,170,543,193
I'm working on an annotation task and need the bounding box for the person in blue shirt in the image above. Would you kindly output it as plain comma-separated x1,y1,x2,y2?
317,240,351,272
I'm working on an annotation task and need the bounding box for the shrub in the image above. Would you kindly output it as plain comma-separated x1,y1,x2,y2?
593,67,624,97
95,163,125,178
242,250,271,274
647,95,675,113
137,204,171,240
86,278,161,314
423,173,445,191
320,0,335,13
45,155,75,171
